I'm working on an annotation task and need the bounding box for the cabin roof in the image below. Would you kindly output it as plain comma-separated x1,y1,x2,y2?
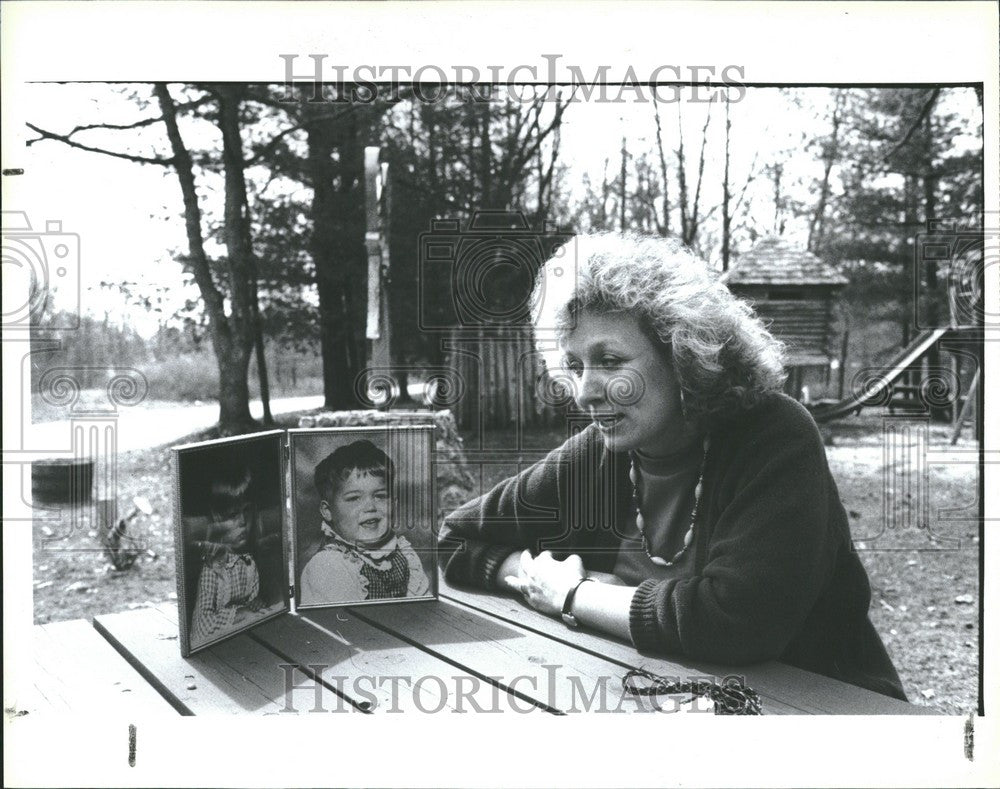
726,235,848,287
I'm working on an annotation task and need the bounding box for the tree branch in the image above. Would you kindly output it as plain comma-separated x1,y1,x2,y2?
885,88,940,161
25,122,172,165
153,83,228,329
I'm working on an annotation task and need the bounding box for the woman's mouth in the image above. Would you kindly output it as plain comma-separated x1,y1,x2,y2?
593,413,624,430
359,517,382,529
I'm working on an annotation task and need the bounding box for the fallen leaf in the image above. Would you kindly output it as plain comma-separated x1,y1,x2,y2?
64,581,88,593
879,599,895,612
921,689,935,699
954,594,974,605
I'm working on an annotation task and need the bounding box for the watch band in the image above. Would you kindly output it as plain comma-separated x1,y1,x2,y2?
561,578,591,628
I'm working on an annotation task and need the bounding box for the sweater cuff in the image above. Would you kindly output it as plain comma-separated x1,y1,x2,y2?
480,544,516,591
629,579,663,651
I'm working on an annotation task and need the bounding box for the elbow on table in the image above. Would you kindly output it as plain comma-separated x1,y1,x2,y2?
681,619,797,666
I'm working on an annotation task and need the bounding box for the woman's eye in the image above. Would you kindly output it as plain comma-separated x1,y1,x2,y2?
600,356,623,368
564,359,583,377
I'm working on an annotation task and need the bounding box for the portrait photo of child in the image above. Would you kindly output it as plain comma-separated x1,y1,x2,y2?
172,431,288,655
290,426,436,609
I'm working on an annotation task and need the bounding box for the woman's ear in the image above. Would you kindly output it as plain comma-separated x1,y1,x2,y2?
319,500,333,524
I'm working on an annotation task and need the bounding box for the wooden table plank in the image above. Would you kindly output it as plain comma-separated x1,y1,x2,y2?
23,619,178,716
94,605,309,715
441,582,933,715
261,607,541,714
350,598,686,714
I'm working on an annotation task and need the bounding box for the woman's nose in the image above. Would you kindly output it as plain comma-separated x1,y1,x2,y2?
575,367,608,411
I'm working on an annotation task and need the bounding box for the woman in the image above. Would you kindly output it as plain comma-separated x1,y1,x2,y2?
439,233,906,701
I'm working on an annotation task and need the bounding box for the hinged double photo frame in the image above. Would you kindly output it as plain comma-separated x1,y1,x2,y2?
171,425,437,657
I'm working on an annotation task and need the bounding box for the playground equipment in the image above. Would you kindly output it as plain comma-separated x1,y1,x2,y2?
808,327,953,422
725,233,982,438
807,232,983,438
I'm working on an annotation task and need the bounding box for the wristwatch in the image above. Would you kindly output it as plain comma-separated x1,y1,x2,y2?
561,578,591,628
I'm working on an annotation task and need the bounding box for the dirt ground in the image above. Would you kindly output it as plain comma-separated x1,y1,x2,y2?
29,409,980,715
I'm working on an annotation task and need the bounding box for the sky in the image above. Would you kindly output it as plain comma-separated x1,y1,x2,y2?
8,83,982,337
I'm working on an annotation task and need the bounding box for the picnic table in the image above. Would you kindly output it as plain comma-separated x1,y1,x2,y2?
24,574,931,716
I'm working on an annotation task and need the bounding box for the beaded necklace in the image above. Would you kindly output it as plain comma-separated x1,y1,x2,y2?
628,435,710,567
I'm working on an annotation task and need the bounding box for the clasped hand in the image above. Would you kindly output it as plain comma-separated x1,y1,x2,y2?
505,550,586,616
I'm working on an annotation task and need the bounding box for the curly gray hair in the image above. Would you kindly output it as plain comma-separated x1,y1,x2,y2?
532,233,786,423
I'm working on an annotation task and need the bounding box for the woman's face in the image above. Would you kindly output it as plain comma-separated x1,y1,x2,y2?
321,469,390,548
560,308,697,455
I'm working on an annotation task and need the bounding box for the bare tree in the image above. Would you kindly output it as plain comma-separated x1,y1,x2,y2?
807,90,846,253
721,93,732,270
29,84,278,433
676,98,715,247
652,96,671,236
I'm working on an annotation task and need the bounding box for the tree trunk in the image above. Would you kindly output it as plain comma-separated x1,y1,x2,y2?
217,84,265,431
217,341,254,433
771,163,784,235
838,323,850,401
721,95,732,271
619,135,627,231
154,83,257,435
653,98,670,236
676,105,690,242
922,111,945,420
808,91,843,254
306,106,369,411
253,319,274,424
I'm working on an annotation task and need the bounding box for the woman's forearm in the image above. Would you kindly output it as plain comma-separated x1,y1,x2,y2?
570,580,636,643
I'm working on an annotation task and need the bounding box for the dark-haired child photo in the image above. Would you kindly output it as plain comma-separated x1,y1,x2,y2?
296,437,431,607
173,432,287,654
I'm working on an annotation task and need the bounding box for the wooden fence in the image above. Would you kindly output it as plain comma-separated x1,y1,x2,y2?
443,326,566,432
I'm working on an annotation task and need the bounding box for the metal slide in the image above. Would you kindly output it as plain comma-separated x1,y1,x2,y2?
809,327,952,423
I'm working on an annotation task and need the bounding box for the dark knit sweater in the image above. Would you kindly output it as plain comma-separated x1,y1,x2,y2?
439,393,906,701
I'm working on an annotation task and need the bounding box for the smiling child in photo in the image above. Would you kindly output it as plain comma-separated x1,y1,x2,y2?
298,440,429,605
